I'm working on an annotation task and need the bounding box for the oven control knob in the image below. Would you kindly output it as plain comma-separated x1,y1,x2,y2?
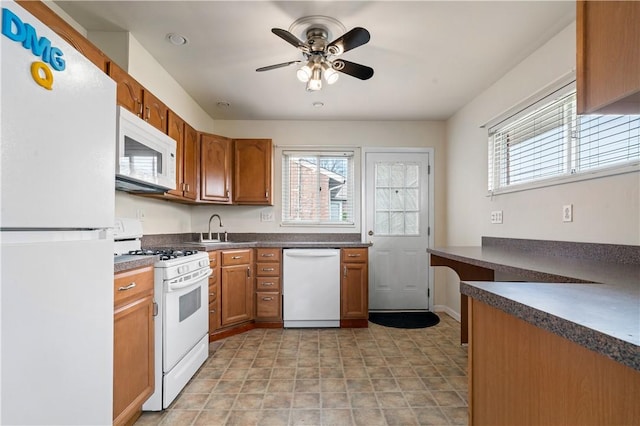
178,265,188,274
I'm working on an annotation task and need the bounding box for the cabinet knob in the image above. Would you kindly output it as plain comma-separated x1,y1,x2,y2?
210,309,216,313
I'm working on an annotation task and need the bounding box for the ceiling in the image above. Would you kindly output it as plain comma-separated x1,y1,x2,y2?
54,1,575,121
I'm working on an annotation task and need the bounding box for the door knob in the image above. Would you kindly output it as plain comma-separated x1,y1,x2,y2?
368,230,374,236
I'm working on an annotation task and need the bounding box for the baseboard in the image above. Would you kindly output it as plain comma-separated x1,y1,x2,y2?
433,305,461,322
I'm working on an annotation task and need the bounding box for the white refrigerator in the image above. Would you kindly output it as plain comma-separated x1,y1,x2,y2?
1,1,116,424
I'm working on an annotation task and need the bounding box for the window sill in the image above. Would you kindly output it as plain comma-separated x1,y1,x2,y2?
487,162,640,197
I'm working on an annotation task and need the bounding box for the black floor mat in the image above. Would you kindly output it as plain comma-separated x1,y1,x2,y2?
368,311,440,329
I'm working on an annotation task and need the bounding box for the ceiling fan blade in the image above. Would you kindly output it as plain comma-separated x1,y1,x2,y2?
332,59,374,80
272,28,308,51
327,27,370,55
256,61,301,72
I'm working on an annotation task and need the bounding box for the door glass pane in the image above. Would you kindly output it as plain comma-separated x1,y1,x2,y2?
406,164,419,187
373,161,421,235
375,212,389,234
390,189,404,210
376,164,390,186
376,188,389,210
405,188,419,210
405,212,419,235
390,212,404,234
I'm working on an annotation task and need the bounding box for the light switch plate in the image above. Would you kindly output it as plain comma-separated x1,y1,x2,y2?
563,204,573,222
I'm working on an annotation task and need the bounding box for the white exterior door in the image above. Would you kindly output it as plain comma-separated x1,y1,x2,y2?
365,151,432,311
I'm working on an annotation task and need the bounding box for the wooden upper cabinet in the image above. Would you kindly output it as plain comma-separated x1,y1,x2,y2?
16,1,109,72
142,91,168,133
166,111,185,197
109,61,143,116
183,124,199,200
577,1,640,114
200,133,232,203
233,139,273,205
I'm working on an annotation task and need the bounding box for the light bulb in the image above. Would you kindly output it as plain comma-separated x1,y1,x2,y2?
296,64,312,82
323,66,339,85
306,67,322,91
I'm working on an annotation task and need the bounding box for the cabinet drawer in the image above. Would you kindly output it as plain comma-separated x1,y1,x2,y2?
114,266,154,306
256,263,280,277
256,248,281,262
255,292,281,319
208,251,219,268
222,249,252,266
256,277,280,292
341,248,368,263
209,283,218,303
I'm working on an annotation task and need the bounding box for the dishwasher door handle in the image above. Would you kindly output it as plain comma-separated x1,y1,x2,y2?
284,250,339,258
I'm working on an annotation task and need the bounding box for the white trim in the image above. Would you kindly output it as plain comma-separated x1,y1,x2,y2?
362,147,435,312
433,305,461,323
487,162,640,197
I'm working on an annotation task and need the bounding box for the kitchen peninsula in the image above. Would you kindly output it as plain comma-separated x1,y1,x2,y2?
429,237,640,425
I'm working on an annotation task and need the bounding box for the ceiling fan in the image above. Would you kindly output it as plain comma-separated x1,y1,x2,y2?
256,18,374,91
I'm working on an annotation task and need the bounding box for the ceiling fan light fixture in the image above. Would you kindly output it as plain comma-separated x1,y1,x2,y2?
296,63,312,82
322,62,339,84
306,67,322,91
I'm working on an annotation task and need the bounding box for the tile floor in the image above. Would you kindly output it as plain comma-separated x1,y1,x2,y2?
135,313,468,425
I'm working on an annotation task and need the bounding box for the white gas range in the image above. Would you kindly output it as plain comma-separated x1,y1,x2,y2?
114,218,211,410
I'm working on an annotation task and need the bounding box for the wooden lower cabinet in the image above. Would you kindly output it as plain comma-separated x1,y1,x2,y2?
469,298,640,425
340,248,369,327
255,248,282,323
208,251,221,341
220,249,253,327
113,266,154,426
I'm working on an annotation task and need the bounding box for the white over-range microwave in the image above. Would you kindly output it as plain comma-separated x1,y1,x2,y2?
115,106,177,193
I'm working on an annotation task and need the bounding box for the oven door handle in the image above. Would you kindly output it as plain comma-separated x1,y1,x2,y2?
167,267,212,292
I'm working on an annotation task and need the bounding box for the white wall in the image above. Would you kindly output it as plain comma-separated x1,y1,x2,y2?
443,20,640,316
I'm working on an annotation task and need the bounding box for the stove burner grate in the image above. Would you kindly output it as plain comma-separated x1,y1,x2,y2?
128,249,200,260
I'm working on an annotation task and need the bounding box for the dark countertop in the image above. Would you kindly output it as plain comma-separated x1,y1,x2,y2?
114,254,156,273
428,240,640,371
461,280,639,371
114,240,371,272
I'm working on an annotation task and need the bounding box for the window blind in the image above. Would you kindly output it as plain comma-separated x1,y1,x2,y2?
488,87,640,192
282,151,355,224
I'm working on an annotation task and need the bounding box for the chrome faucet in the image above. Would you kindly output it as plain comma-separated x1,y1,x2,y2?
207,214,223,241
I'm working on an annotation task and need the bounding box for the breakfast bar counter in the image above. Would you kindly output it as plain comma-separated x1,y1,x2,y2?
429,238,640,425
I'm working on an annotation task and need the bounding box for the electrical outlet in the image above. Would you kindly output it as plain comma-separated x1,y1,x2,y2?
136,209,145,221
563,204,573,222
260,211,274,222
490,210,503,224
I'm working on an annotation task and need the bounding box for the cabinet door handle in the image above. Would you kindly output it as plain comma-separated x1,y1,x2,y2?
262,267,275,272
265,190,269,198
118,282,136,291
261,253,275,257
138,101,143,117
262,282,274,286
262,297,273,301
232,256,242,259
226,190,230,198
145,106,150,121
210,292,216,297
210,309,216,313
347,253,361,257
247,267,251,277
343,266,347,277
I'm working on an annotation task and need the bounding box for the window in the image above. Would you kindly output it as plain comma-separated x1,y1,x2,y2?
488,84,640,193
282,151,355,225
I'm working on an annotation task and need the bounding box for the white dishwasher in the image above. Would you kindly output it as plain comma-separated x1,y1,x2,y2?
283,248,341,328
